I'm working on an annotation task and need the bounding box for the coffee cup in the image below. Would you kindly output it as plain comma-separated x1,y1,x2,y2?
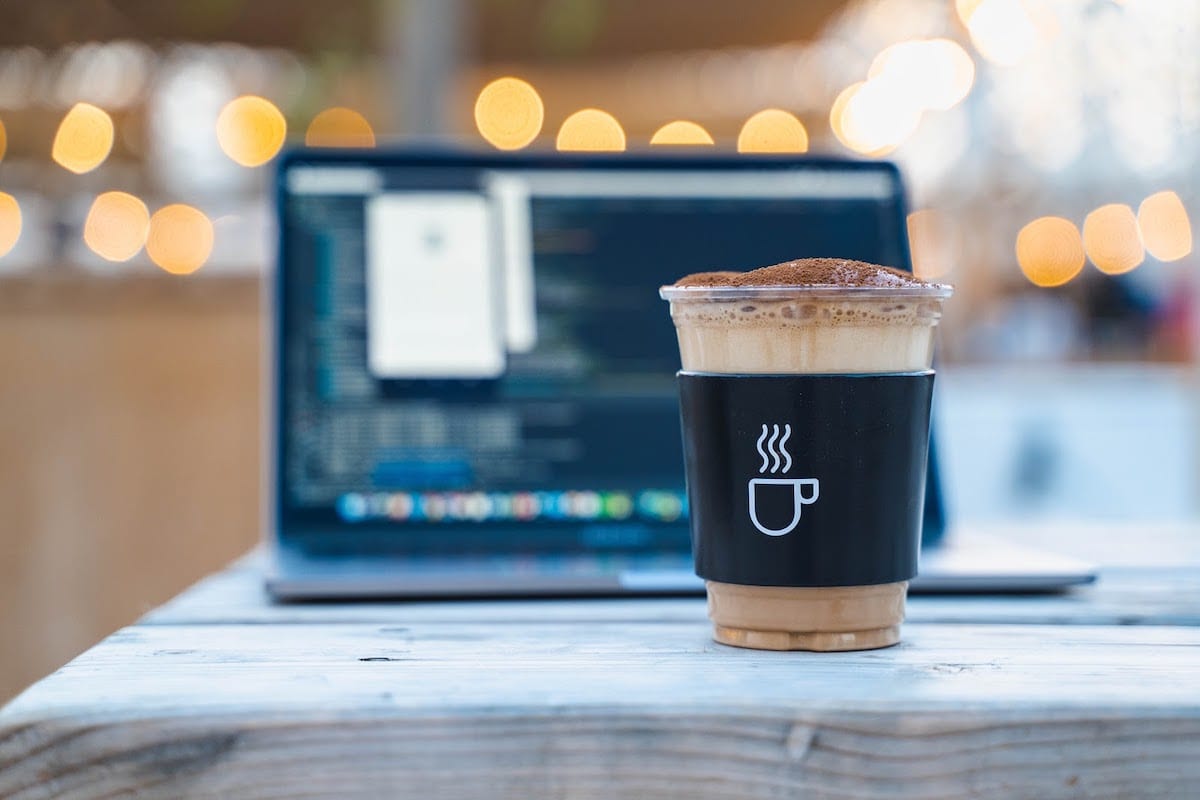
660,258,951,651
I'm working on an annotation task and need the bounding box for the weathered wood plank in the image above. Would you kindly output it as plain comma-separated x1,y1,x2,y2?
140,561,1200,628
8,622,1199,712
3,710,1199,799
141,524,1200,628
5,524,1199,799
2,623,1199,798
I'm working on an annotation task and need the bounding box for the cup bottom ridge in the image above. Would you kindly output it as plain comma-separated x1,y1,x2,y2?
706,579,907,652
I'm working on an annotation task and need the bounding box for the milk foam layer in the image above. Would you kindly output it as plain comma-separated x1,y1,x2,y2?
669,296,942,374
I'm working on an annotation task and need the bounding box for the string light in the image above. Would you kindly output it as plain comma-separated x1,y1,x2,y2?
1083,203,1144,274
955,0,986,25
83,191,150,262
305,107,376,148
216,95,286,167
52,102,114,174
146,204,214,275
649,120,714,146
736,109,809,153
474,77,544,150
838,79,921,155
1137,191,1192,262
556,109,626,152
0,192,20,258
830,82,864,150
966,0,1056,67
868,39,975,112
1016,216,1085,287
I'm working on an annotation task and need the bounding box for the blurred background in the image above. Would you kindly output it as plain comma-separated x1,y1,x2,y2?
2,0,1197,701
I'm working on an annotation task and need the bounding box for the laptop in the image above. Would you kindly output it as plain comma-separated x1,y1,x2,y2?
266,149,1095,599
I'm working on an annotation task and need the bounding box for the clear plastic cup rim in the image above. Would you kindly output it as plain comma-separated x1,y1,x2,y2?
659,283,953,302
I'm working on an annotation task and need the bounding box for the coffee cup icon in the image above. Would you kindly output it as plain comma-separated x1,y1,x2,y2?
748,478,819,536
749,423,819,536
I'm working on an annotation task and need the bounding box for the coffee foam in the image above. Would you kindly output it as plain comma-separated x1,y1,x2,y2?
669,296,943,328
674,258,937,289
666,258,948,373
670,297,940,374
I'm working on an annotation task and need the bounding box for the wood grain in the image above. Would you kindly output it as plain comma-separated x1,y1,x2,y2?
2,619,1199,799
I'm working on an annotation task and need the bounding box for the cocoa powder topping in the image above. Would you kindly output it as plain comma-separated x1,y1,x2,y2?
674,258,933,288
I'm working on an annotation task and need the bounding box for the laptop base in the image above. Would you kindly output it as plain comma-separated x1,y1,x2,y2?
268,530,1095,601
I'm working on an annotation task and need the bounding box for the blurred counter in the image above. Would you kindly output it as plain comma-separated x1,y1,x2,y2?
0,274,260,702
937,363,1200,522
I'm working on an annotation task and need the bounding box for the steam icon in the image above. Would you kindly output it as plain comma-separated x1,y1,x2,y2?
748,423,819,537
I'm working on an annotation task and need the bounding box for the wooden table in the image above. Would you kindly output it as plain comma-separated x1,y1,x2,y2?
3,524,1199,799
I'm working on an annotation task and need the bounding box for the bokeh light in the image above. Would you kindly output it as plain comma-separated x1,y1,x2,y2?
1083,203,1145,274
736,109,809,153
869,39,975,112
1016,216,1085,287
0,192,20,258
0,118,6,161
832,36,976,159
1137,191,1192,262
955,0,985,25
146,204,214,275
474,77,544,151
649,120,714,146
305,107,375,148
830,82,864,150
966,0,1054,66
52,102,114,174
836,78,921,156
555,109,626,152
907,209,959,280
83,192,150,262
216,95,286,167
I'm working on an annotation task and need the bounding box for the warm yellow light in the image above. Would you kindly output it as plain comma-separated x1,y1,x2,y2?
474,77,544,151
146,204,214,275
83,191,150,262
967,0,1047,66
555,109,626,152
737,109,809,154
830,82,863,148
907,209,958,280
869,39,975,112
955,0,986,24
1137,191,1192,262
0,192,20,258
0,118,6,162
1016,216,1085,287
838,78,921,156
649,120,714,146
52,102,114,174
216,95,287,167
305,107,375,148
1084,203,1144,275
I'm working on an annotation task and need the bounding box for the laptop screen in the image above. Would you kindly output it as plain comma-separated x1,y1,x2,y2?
274,152,935,555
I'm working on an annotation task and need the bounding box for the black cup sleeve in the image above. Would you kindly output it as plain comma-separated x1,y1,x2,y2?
678,371,935,587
